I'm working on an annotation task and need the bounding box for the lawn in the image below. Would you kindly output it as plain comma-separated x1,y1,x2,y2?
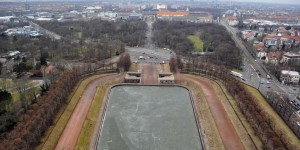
38,74,110,150
129,63,138,72
75,76,123,149
0,78,41,106
245,85,300,149
187,32,204,52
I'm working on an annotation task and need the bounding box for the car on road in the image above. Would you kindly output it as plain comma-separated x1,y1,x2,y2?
266,81,270,84
138,56,146,60
297,122,300,126
267,86,271,88
160,61,166,64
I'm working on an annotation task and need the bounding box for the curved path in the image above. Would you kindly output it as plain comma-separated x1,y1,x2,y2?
181,74,245,150
55,74,121,150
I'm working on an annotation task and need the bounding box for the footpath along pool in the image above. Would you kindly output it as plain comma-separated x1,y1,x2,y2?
97,85,203,150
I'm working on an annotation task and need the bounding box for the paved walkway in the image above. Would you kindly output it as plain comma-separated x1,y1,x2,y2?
182,74,245,150
55,74,121,150
141,64,159,84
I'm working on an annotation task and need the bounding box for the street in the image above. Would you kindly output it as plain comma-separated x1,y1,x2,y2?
126,16,173,65
220,20,300,118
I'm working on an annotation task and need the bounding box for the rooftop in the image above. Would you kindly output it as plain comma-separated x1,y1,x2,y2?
157,11,189,16
283,52,300,57
281,70,300,76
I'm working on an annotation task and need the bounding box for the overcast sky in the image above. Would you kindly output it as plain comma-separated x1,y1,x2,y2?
0,0,299,5
230,0,299,4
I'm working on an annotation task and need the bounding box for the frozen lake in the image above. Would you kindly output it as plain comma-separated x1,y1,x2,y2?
97,85,202,150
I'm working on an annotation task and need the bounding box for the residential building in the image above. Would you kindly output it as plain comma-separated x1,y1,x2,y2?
254,42,267,59
280,70,300,84
265,51,283,65
157,4,167,10
227,16,239,26
188,11,213,23
0,16,18,23
156,11,189,21
281,52,300,63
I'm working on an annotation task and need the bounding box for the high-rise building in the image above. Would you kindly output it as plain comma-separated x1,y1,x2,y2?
25,0,30,10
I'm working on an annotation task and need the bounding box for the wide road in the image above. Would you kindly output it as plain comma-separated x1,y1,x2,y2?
126,14,173,65
55,74,122,150
220,20,300,125
220,20,300,103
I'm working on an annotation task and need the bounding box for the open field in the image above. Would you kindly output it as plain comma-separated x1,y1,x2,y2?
187,32,204,52
0,78,41,107
245,86,300,149
38,74,111,150
75,76,123,149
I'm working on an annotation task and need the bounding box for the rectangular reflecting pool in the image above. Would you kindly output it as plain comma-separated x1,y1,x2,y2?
97,85,202,150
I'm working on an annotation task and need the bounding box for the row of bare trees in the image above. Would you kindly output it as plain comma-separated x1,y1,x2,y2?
152,21,242,68
266,91,300,139
169,55,183,73
0,70,79,149
117,53,131,72
181,59,298,149
36,19,147,47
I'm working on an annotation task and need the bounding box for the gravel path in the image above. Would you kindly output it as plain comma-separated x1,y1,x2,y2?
55,74,121,150
141,64,159,84
181,74,245,150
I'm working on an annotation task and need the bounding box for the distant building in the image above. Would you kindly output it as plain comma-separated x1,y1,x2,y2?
157,11,189,17
157,4,167,10
25,0,30,10
281,52,300,63
0,16,18,23
128,11,142,20
0,24,8,30
280,70,300,84
156,11,212,23
4,26,42,37
227,16,239,26
265,51,283,65
188,11,213,23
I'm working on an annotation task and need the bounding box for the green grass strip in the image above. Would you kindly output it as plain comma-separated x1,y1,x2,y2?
187,32,204,52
